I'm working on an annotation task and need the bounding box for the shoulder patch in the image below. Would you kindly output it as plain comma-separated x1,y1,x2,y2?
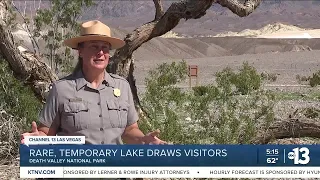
109,73,128,82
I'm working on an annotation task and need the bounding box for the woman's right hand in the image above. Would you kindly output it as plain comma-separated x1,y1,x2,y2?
21,121,40,144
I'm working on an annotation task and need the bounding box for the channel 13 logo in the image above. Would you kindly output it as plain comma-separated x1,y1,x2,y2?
287,147,310,165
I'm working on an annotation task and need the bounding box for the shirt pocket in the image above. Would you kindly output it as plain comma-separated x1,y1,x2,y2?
106,100,129,128
62,101,91,131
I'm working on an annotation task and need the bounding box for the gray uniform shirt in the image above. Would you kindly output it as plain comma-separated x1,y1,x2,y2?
39,69,139,144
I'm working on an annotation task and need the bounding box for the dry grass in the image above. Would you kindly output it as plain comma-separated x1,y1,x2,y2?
0,109,25,179
0,159,21,180
0,109,31,179
0,109,26,165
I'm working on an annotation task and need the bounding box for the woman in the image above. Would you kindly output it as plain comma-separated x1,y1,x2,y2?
21,20,167,145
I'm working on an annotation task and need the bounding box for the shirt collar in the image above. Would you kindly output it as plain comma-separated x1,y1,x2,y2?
103,72,115,88
75,70,87,91
75,69,115,91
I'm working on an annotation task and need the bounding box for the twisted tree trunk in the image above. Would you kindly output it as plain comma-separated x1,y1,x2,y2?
108,0,261,119
0,0,58,102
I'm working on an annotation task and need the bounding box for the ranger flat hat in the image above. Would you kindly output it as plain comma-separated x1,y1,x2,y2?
63,20,125,50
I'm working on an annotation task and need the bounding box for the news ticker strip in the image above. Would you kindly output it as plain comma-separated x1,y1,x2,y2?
20,144,320,166
20,167,320,178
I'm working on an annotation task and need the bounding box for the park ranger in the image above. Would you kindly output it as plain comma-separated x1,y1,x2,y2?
21,20,167,146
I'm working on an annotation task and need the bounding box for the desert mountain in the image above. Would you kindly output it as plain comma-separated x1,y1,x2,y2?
12,0,320,37
94,0,320,37
12,22,319,63
214,23,310,37
11,1,320,63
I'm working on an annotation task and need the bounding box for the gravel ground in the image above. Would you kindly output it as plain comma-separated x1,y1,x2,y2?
134,50,320,87
273,99,320,119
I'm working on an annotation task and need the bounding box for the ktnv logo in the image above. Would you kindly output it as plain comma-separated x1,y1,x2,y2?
287,147,310,165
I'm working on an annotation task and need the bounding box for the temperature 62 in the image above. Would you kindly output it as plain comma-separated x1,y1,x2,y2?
267,157,278,164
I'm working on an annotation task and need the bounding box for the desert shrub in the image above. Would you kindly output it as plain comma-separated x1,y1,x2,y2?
32,0,94,74
139,61,275,144
0,59,42,126
192,86,213,96
309,70,320,87
261,72,277,82
139,61,190,142
300,76,309,82
0,58,42,164
297,70,320,87
296,74,310,84
270,74,277,82
0,109,27,164
215,61,262,95
232,62,262,95
301,107,320,119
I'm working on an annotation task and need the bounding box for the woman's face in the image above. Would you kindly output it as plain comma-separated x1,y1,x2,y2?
79,40,111,71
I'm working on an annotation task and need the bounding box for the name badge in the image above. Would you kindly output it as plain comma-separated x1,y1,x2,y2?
69,98,82,102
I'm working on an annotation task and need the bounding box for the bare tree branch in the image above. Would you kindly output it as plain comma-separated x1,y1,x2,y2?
153,0,164,20
252,117,320,144
110,0,262,75
11,2,40,55
108,0,217,125
108,0,263,127
217,0,261,17
109,0,215,73
0,0,58,102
